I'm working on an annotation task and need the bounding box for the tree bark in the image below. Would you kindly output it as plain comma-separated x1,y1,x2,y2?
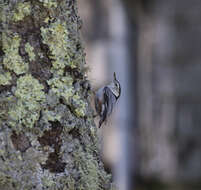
0,0,113,189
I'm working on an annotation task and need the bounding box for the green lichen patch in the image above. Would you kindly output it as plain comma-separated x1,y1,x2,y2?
15,74,45,102
72,93,87,118
12,2,31,22
0,1,6,23
39,0,57,8
8,74,45,128
0,72,12,85
41,20,77,74
43,110,62,122
47,76,74,104
41,176,56,188
2,33,28,75
47,76,87,117
25,43,36,61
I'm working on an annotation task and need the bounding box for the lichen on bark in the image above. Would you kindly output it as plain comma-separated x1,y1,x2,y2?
2,32,28,75
8,74,45,129
0,0,113,189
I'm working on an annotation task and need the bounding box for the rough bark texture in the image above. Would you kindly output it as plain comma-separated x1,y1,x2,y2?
0,0,113,189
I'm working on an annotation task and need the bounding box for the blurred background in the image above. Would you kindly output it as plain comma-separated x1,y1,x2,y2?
78,0,201,190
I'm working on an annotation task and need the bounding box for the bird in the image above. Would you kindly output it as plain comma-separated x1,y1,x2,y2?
94,72,121,128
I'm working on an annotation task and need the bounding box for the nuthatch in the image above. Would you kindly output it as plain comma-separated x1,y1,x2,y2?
95,72,121,128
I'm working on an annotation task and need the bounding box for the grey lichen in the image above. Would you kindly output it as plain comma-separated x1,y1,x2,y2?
0,172,20,190
73,150,100,190
65,142,113,190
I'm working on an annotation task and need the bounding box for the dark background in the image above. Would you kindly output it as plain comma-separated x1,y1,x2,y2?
78,0,201,189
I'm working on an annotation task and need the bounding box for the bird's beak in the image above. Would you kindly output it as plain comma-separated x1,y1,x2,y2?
113,72,117,80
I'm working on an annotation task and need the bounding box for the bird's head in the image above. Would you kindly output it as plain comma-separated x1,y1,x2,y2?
107,72,121,99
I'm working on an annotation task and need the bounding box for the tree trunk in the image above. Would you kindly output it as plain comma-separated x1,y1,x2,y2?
0,0,113,189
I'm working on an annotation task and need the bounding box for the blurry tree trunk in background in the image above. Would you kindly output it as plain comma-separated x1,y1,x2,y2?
0,0,113,189
107,0,137,190
123,0,201,189
78,0,110,85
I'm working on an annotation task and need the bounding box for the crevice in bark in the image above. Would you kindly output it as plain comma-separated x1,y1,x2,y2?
0,85,12,93
38,121,63,149
68,127,80,139
64,65,84,80
0,45,4,57
42,152,66,173
38,121,66,173
10,131,31,152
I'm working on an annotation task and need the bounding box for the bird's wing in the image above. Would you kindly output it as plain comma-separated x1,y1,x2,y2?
104,86,116,116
